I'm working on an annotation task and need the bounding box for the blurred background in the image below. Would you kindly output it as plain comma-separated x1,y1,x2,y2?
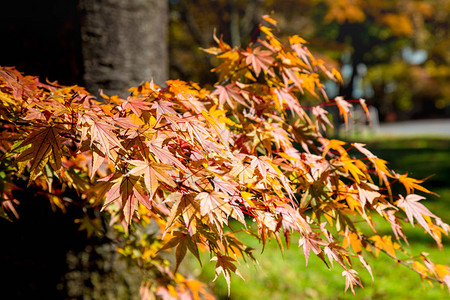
168,0,450,122
0,0,449,299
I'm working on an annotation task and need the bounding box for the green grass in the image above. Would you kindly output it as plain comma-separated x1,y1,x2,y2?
185,138,450,299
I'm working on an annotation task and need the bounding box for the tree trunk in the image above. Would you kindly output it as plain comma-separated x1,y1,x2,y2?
79,0,168,96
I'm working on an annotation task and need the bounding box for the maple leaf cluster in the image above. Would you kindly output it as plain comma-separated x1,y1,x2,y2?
0,16,449,298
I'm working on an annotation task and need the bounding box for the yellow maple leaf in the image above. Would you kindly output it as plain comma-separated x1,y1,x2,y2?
396,173,437,195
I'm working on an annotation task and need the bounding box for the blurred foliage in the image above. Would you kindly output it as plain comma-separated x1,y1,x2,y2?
169,0,450,120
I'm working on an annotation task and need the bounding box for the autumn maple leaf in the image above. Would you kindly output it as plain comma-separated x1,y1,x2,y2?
274,87,304,117
342,269,362,295
185,119,211,148
312,106,333,132
89,120,124,155
195,191,228,217
151,100,177,115
157,231,201,273
396,173,437,195
211,254,244,296
335,97,352,128
298,232,328,266
357,182,380,207
250,155,279,184
147,137,189,173
211,84,248,108
120,96,151,117
101,174,153,225
14,126,63,180
126,159,177,198
397,194,436,233
243,47,274,77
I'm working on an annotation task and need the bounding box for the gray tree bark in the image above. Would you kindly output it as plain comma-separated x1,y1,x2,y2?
79,0,168,96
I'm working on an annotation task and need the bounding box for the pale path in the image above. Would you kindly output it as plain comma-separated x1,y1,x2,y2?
375,119,450,137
